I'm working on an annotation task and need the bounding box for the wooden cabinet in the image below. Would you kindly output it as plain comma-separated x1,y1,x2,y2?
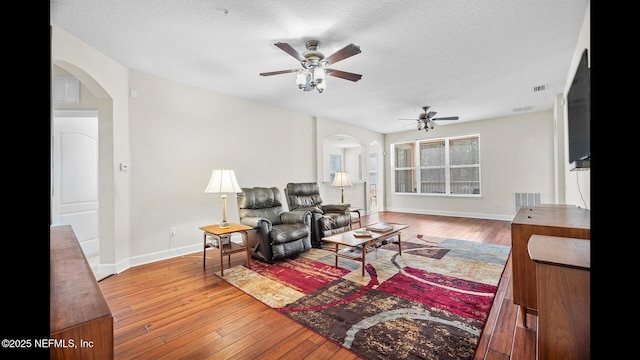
529,235,590,360
510,205,590,326
50,225,114,359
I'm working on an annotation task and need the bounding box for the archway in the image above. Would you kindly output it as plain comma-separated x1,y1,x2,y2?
52,61,115,277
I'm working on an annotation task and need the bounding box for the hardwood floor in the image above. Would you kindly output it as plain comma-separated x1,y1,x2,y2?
98,212,537,359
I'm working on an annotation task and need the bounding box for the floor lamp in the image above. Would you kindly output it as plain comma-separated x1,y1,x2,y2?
332,171,353,204
204,169,242,228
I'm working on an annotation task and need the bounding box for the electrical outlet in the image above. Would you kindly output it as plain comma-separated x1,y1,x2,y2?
169,227,176,236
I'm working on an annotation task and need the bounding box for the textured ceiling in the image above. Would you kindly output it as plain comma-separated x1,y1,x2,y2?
50,0,589,134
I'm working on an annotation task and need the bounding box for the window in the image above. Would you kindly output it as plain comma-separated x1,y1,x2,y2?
394,143,416,193
392,135,480,195
329,154,341,182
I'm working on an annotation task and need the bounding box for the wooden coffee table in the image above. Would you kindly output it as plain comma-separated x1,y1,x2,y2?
322,222,409,276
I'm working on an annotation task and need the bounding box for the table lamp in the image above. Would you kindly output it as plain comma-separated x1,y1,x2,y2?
204,169,242,228
331,171,353,204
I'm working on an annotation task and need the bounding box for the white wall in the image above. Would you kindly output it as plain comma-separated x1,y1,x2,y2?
52,25,131,270
385,111,555,220
561,3,591,210
127,70,318,258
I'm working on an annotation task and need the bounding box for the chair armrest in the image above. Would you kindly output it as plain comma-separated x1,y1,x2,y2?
294,206,323,214
240,217,272,231
281,210,311,225
321,204,351,213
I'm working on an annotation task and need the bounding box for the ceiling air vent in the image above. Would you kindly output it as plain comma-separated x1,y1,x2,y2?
532,85,547,92
512,106,535,113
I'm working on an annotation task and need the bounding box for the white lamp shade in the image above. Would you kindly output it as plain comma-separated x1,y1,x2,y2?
296,71,307,88
313,66,325,83
204,169,242,193
331,172,353,187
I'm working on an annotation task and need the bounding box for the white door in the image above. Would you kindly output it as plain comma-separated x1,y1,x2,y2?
52,110,100,258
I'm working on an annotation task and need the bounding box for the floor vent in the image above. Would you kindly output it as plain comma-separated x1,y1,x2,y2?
515,192,541,209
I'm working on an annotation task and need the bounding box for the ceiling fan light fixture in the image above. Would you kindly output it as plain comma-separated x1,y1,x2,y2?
313,66,325,83
398,106,459,132
261,40,362,94
296,71,308,89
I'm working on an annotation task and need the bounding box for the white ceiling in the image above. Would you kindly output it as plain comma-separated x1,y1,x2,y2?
50,0,589,134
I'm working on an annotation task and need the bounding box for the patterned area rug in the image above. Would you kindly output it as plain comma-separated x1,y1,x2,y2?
218,235,511,360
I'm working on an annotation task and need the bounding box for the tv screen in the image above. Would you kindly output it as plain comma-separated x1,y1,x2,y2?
567,49,590,169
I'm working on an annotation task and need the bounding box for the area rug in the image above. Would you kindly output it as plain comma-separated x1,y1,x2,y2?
218,235,511,360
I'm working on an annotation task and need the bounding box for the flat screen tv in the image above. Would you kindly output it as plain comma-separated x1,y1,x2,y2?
567,48,590,170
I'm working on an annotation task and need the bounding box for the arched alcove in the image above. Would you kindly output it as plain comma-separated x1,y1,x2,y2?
52,60,116,275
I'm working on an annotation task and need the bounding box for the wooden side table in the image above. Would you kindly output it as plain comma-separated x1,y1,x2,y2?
199,223,252,276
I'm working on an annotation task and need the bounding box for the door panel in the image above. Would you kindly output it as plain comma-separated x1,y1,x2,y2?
52,111,99,257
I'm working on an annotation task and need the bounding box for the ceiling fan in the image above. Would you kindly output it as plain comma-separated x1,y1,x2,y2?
259,39,362,93
399,106,459,132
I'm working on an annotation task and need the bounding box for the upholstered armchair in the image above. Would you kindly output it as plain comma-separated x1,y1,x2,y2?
284,182,352,248
237,186,312,263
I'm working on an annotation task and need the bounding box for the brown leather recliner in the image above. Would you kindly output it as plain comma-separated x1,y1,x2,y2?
284,182,351,248
237,187,312,263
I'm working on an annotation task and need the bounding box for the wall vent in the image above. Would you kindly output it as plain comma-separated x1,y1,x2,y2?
512,105,535,113
54,76,80,104
515,192,541,209
532,84,547,92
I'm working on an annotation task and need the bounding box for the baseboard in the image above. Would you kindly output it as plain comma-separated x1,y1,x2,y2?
383,207,515,221
93,232,248,275
95,243,203,275
79,238,100,258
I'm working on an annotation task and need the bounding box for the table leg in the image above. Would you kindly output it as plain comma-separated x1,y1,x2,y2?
226,235,232,267
361,245,366,276
243,232,251,269
219,235,224,276
203,233,207,268
397,233,402,255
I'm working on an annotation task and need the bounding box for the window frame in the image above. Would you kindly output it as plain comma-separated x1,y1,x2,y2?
329,154,341,182
391,134,481,197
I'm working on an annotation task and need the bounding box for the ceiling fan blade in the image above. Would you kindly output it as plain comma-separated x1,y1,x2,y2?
324,43,361,65
326,69,363,82
402,121,419,128
274,42,306,63
433,116,459,121
259,69,299,76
